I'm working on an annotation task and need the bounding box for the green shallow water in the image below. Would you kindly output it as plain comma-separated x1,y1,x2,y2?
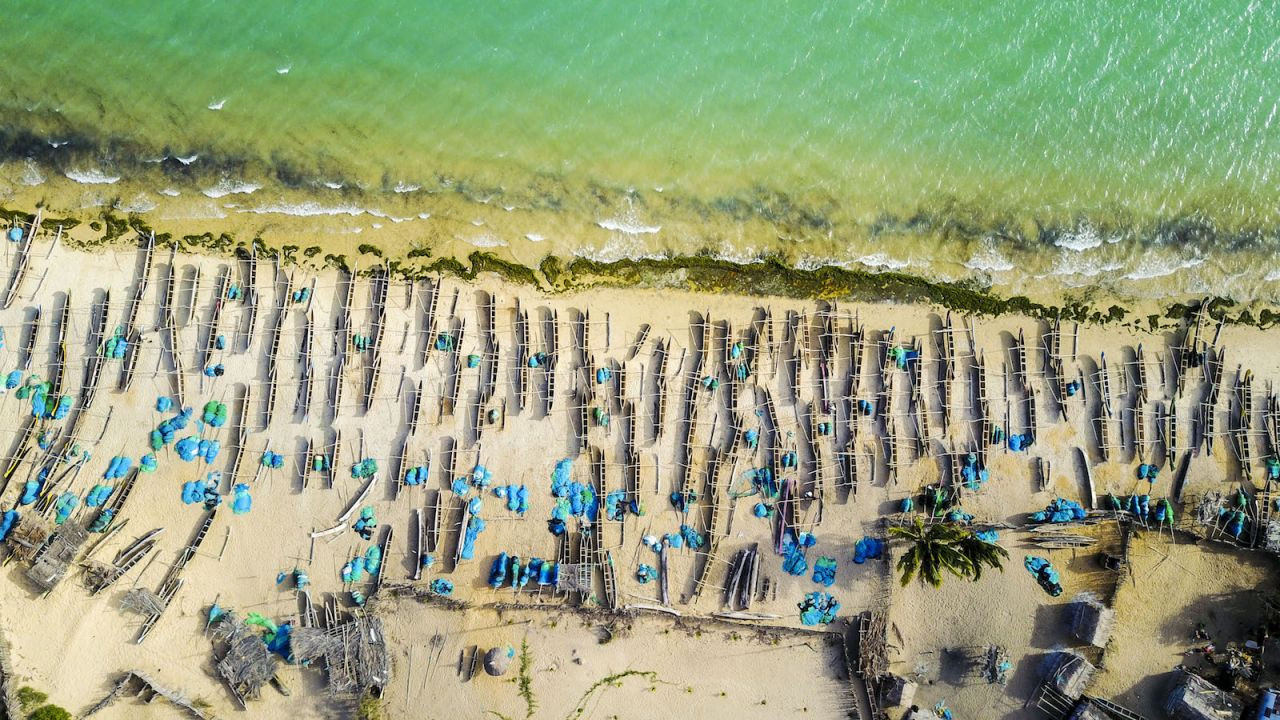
2,1,1279,299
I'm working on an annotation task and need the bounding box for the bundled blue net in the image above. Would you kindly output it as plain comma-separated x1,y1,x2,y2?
232,484,252,514
1030,497,1086,524
853,536,885,564
812,556,837,586
798,591,840,625
0,509,18,541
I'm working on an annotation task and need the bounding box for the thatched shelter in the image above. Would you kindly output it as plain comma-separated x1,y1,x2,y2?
1164,667,1243,720
290,616,390,695
1049,651,1095,701
1070,595,1115,648
210,616,277,707
26,522,88,591
880,674,917,708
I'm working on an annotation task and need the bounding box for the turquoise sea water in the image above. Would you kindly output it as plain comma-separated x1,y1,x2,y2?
2,1,1279,299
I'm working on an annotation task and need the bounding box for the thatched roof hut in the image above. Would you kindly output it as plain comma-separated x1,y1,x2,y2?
1163,667,1243,720
210,616,277,707
1049,650,1095,700
1071,595,1116,648
26,523,88,591
880,673,917,708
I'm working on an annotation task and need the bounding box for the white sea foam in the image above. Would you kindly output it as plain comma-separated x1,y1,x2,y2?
48,140,68,149
964,242,1014,272
597,218,661,235
323,181,343,189
1123,256,1204,281
277,65,291,75
854,253,909,270
525,234,545,243
1055,224,1105,251
393,182,421,193
208,98,227,111
471,219,486,227
202,179,261,198
115,194,157,213
371,223,382,229
176,153,199,165
417,212,431,220
159,188,181,197
238,201,367,217
1265,268,1280,282
64,168,120,185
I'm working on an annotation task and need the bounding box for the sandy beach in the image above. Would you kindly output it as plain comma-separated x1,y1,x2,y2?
0,215,1274,720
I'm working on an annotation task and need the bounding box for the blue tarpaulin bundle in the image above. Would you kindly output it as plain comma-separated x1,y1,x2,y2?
798,592,840,625
341,556,366,583
812,556,837,586
753,502,771,518
1136,463,1161,482
202,401,228,427
604,489,627,520
103,332,128,359
1030,497,1087,524
176,436,200,461
350,458,378,479
460,516,486,560
489,553,510,588
744,428,759,449
403,466,428,486
680,524,705,550
498,485,529,515
85,484,114,507
261,451,285,469
354,507,377,539
4,370,21,389
0,510,18,541
1007,433,1035,451
156,396,173,413
975,530,1000,544
53,492,77,524
232,484,252,514
636,564,658,583
103,455,132,480
1024,555,1063,596
365,545,383,575
18,479,40,506
596,367,612,384
431,578,454,596
853,536,885,564
471,464,493,488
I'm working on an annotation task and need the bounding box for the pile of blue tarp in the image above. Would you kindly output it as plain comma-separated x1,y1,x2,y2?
975,530,1000,544
1007,433,1035,451
471,464,493,489
53,492,77,524
353,507,377,540
151,408,193,449
350,458,377,479
1136,463,1160,482
853,536,884,563
202,401,228,427
0,510,18,540
460,498,485,559
431,578,454,596
1030,497,1086,524
636,564,658,583
798,591,840,625
402,465,428,487
232,484,252,514
959,453,989,490
103,456,132,480
260,451,285,469
1024,555,1063,596
85,484,114,507
493,485,529,514
812,556,837,586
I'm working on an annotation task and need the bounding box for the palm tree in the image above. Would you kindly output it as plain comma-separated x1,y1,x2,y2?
889,516,1009,588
